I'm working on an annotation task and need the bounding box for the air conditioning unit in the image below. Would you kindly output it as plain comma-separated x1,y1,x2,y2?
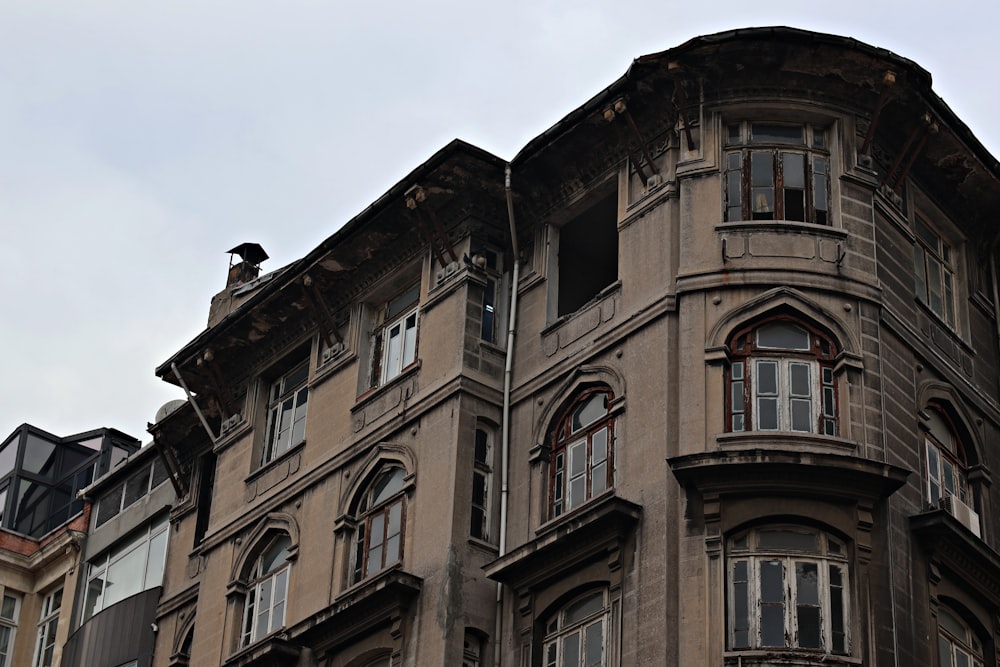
939,495,981,538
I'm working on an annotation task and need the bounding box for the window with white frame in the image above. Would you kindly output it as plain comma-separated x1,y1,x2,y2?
724,121,830,224
33,588,61,667
914,215,957,329
542,589,609,667
240,534,291,647
83,514,169,620
262,359,309,465
352,467,406,583
549,388,615,519
470,424,493,541
728,526,849,654
938,607,984,667
0,593,20,667
923,407,973,509
369,285,420,387
726,317,838,435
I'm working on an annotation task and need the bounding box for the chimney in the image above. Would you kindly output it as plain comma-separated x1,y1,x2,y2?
208,243,269,327
225,242,269,288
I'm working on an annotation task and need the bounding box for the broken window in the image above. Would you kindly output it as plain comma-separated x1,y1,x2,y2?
725,121,830,224
549,387,615,519
727,317,838,435
556,190,618,318
728,526,850,655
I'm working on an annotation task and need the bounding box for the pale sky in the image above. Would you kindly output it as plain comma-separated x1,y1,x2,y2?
2,0,997,442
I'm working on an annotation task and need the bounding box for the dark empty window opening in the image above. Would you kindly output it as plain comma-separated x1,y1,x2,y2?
557,191,618,317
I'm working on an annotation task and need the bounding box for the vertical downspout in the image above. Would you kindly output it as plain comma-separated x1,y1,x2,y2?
495,164,521,667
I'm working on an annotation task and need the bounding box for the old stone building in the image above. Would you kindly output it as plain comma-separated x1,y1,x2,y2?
148,28,1000,667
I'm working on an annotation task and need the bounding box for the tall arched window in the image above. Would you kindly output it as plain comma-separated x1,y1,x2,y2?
726,317,838,435
240,534,291,647
353,467,406,583
550,388,615,519
938,607,984,667
923,406,972,508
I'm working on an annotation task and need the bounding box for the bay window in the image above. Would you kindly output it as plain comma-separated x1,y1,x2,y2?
727,318,838,435
725,121,830,225
728,526,849,655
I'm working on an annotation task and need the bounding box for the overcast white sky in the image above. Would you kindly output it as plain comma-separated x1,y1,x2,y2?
1,0,997,443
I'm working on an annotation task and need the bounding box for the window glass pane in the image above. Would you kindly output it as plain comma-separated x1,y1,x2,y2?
22,436,58,478
732,560,750,647
760,604,785,647
144,528,168,589
104,544,146,606
474,429,489,464
123,466,151,508
261,536,291,574
562,632,580,667
592,428,608,464
564,592,604,625
752,123,804,144
572,394,608,432
370,468,405,507
939,637,954,667
791,400,812,432
789,363,810,396
569,441,587,477
591,462,607,496
0,596,15,621
385,323,402,378
751,152,774,220
757,398,779,430
759,529,819,552
757,322,810,350
756,361,778,394
402,313,418,366
760,560,784,602
584,622,603,667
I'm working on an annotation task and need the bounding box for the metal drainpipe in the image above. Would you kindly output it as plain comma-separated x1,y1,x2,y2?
495,164,521,667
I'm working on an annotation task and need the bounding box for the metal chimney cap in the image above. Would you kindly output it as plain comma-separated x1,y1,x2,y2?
226,243,269,266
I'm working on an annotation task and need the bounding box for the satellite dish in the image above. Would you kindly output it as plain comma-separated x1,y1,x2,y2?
154,399,187,423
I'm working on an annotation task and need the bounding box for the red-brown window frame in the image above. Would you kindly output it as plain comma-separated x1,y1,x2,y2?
548,386,616,519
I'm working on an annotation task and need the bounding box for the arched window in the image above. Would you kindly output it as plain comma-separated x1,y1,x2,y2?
542,589,610,667
726,317,838,434
353,467,406,583
550,388,615,519
240,534,291,647
924,406,972,507
938,607,984,667
727,525,849,655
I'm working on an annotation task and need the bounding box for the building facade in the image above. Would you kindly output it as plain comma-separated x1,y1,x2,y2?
149,28,1000,667
0,424,139,667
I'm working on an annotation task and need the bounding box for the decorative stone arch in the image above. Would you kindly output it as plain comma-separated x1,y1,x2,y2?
340,443,417,515
916,380,984,467
705,287,861,361
168,611,196,667
229,512,301,583
531,363,626,449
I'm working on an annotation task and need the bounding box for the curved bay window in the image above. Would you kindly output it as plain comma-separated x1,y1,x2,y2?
550,388,615,519
353,467,406,583
724,121,830,224
240,534,291,647
726,318,838,435
938,607,984,667
543,589,610,667
728,525,850,655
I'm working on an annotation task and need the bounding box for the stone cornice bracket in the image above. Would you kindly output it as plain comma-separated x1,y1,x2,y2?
602,97,659,185
667,62,696,151
860,70,897,157
298,274,342,349
882,111,939,193
152,431,189,499
405,184,457,266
